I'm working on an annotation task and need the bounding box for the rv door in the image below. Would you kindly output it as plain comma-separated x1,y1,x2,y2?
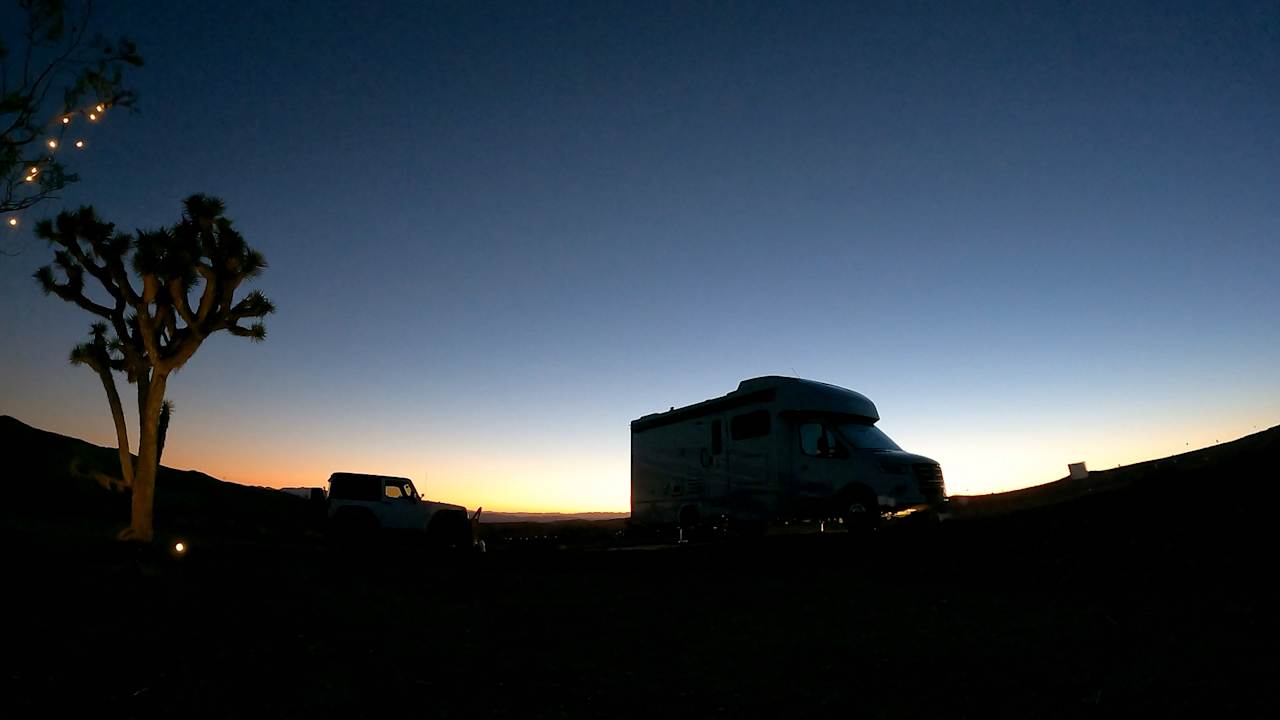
794,420,848,512
726,409,774,520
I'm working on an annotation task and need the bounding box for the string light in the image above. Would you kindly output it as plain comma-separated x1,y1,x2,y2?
8,100,112,229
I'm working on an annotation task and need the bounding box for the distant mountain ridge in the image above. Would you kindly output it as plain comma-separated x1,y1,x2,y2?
476,511,629,524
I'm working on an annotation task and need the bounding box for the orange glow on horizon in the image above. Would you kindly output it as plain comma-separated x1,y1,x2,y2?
143,415,1278,513
11,398,1274,515
158,446,633,513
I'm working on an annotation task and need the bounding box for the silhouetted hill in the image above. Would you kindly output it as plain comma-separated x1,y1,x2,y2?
0,415,308,541
950,423,1280,521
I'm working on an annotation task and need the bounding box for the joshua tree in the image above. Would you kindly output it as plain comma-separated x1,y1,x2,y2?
35,195,274,542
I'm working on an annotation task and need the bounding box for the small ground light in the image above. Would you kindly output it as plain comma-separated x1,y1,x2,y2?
61,116,70,124
174,541,186,554
47,139,58,149
7,217,17,227
74,140,85,148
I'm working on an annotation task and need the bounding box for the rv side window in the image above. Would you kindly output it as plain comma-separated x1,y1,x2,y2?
799,423,846,458
711,419,723,455
730,410,770,441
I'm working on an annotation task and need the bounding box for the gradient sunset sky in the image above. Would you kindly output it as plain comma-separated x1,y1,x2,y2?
2,0,1278,512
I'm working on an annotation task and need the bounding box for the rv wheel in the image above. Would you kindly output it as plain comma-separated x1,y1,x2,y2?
840,489,881,535
677,506,701,541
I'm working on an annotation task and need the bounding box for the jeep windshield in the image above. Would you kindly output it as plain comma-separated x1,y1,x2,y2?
835,422,901,451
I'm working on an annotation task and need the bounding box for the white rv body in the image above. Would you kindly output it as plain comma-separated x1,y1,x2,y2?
630,376,945,528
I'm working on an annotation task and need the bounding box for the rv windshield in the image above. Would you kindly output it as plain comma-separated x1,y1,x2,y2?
836,423,901,451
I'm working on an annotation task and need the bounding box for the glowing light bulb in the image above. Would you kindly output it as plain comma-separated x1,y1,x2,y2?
28,167,38,175
95,103,105,113
173,541,187,555
61,116,71,124
88,112,98,121
47,139,58,149
6,217,17,227
74,140,85,148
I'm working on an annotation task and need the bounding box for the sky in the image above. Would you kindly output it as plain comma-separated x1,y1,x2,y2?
1,0,1278,512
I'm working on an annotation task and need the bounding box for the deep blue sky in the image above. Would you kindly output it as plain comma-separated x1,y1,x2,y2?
2,0,1278,509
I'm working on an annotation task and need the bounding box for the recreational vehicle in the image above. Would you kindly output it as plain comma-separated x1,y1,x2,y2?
630,377,945,531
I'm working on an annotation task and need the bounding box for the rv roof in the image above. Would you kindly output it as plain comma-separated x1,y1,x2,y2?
631,376,879,432
735,375,856,395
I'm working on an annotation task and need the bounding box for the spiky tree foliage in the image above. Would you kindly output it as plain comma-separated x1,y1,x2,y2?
156,399,172,465
2,1,142,227
35,195,274,542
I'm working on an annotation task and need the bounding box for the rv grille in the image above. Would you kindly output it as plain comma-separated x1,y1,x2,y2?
913,463,945,502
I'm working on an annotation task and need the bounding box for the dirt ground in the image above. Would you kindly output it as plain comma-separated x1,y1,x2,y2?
4,417,1274,717
5,493,1273,719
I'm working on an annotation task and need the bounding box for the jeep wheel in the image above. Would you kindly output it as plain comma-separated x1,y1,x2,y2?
428,511,473,549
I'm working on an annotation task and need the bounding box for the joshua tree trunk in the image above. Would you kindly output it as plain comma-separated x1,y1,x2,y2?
90,362,134,490
128,373,168,543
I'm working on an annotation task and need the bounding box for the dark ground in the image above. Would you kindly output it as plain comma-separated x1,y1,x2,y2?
3,417,1277,717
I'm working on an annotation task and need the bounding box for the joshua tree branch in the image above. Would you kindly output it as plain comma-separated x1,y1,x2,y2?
57,233,121,301
134,276,164,366
168,279,200,330
39,272,114,318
